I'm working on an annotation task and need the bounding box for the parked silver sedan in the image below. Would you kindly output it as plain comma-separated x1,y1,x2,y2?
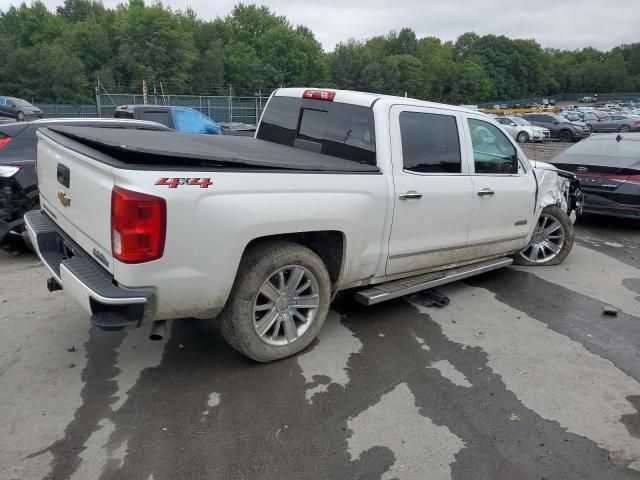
586,115,640,133
495,116,551,143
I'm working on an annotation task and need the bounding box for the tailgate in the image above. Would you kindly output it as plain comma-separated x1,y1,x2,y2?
36,130,115,273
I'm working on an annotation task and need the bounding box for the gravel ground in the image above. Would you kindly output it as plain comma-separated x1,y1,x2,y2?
520,140,573,162
1,216,640,480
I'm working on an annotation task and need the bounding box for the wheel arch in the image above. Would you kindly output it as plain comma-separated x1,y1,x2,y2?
243,230,346,287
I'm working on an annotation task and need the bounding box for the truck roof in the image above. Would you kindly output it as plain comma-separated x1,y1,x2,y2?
274,88,482,114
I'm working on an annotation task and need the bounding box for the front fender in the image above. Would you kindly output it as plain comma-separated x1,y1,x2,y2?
534,166,582,223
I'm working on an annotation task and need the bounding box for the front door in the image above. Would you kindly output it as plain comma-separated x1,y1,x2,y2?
463,114,537,258
386,105,475,276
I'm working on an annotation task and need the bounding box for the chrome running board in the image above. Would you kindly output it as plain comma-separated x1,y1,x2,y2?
355,257,513,305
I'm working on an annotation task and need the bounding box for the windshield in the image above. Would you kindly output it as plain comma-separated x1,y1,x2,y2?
565,138,640,158
7,97,32,107
511,117,531,126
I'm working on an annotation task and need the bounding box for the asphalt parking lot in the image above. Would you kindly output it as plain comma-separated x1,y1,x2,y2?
1,215,640,480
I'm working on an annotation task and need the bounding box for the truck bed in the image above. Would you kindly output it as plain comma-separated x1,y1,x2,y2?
42,126,381,173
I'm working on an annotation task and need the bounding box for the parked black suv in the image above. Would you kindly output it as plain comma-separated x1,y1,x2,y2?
522,113,590,142
0,96,43,121
0,118,171,243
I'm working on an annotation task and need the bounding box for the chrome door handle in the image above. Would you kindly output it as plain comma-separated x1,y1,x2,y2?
399,191,422,200
477,189,495,197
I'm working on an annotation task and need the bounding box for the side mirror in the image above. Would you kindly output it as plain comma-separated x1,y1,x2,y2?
552,120,559,125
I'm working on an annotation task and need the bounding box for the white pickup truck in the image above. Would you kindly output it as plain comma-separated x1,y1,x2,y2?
26,88,582,362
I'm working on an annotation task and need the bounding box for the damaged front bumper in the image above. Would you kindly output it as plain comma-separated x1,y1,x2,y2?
558,170,584,221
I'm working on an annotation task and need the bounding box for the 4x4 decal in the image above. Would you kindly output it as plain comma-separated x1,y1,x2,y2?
155,177,213,189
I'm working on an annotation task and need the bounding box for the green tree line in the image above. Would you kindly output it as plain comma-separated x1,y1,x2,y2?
1,0,639,104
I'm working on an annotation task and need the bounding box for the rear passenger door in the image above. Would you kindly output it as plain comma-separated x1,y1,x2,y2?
463,114,537,257
386,105,475,276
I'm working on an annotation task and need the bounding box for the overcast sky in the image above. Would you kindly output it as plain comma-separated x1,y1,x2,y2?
2,0,638,51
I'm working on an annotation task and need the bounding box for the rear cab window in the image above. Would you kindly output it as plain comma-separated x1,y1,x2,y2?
257,96,376,166
140,110,172,127
114,110,134,119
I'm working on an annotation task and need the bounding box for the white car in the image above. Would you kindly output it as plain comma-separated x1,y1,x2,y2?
26,88,581,362
495,116,550,143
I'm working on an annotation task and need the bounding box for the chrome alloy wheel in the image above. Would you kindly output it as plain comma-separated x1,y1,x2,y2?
519,214,565,264
252,265,320,346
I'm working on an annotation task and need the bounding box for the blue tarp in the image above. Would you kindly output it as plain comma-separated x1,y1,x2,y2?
171,107,221,135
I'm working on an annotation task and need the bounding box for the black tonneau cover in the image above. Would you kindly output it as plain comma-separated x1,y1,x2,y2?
45,126,380,173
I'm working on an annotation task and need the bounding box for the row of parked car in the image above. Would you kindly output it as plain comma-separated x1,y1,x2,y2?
487,100,640,143
559,103,640,134
492,113,590,143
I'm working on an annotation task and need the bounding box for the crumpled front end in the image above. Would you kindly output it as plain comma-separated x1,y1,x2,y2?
533,164,583,223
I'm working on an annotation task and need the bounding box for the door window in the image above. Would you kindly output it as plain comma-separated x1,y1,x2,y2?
399,111,462,173
468,118,518,174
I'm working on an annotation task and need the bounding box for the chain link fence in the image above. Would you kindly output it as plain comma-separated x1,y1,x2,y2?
36,93,272,124
98,93,270,124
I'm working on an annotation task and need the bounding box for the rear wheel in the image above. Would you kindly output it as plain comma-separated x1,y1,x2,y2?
514,206,574,266
516,131,530,143
558,129,573,142
620,125,631,133
220,241,331,362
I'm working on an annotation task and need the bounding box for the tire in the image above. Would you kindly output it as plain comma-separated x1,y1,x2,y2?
16,111,24,121
620,125,631,132
516,131,530,143
558,129,573,142
514,205,574,266
587,125,593,134
220,240,331,362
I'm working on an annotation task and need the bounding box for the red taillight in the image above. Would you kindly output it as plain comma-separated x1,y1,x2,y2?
303,89,335,101
111,186,166,264
0,136,11,149
633,120,640,126
627,174,640,185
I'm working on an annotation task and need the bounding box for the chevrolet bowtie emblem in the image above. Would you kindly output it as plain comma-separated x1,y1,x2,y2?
57,190,71,208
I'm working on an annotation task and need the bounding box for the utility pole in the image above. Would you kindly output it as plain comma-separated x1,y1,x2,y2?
142,80,148,105
95,77,101,118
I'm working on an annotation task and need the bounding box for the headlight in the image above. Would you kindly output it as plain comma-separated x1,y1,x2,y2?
0,166,21,178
